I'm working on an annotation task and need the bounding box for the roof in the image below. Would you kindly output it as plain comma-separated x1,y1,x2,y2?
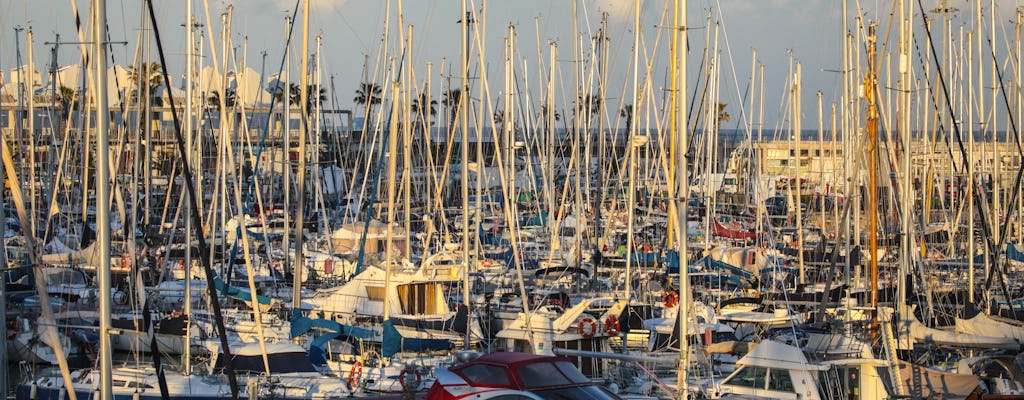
738,340,826,371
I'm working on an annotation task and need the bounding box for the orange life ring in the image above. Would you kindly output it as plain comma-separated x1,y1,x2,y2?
6,321,17,340
347,361,363,388
604,315,621,336
662,289,679,308
121,254,130,269
398,366,422,390
578,317,597,338
481,259,494,268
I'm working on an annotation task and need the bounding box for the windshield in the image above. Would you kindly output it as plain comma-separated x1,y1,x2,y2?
531,385,621,400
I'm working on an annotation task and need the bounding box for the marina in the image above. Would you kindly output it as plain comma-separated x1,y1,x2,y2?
3,0,1024,399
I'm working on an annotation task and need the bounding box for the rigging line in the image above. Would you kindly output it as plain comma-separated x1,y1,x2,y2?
915,0,1016,318
983,35,1024,299
910,29,956,170
246,0,302,211
143,1,241,399
355,51,408,273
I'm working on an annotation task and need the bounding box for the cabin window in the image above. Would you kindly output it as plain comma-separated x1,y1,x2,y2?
365,286,386,301
725,366,767,389
459,364,511,386
397,283,438,314
768,369,795,392
780,159,789,166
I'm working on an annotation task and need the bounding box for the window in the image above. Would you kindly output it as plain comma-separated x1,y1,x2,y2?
555,361,591,384
725,366,767,389
780,160,789,166
459,364,511,386
397,283,438,314
365,286,386,301
518,362,573,388
768,369,795,392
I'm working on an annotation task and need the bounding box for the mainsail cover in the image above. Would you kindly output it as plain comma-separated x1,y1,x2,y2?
955,312,1024,343
382,320,450,357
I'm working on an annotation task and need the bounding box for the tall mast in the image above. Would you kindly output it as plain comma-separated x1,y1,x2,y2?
460,0,472,349
625,0,641,305
282,16,292,289
866,23,880,334
27,29,35,238
794,62,804,284
184,0,194,375
94,0,113,397
293,0,311,309
897,0,913,348
674,0,689,396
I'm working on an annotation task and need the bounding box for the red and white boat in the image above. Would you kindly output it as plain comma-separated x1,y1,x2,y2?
426,352,621,399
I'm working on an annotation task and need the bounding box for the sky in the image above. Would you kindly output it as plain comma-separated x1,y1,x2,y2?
1,0,1022,134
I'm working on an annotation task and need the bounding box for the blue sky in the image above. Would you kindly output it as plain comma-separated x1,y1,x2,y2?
1,0,1021,134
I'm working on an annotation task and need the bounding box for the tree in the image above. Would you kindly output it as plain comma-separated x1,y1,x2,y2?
307,84,327,113
272,83,301,106
716,102,731,125
353,81,382,130
411,91,437,135
127,62,164,105
57,86,77,112
442,87,466,128
620,104,633,135
207,89,237,111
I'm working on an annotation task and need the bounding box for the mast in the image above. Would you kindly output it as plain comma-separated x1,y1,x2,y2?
674,0,689,396
794,62,804,284
625,0,641,305
866,23,880,334
95,0,113,397
460,0,472,349
897,0,913,349
385,58,399,321
184,0,194,375
27,29,35,238
282,16,292,289
293,0,311,309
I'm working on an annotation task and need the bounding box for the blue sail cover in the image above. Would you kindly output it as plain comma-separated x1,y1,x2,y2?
213,276,274,307
1007,243,1024,263
382,320,451,358
290,312,375,365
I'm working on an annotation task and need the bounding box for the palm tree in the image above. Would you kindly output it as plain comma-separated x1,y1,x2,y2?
127,62,164,105
57,86,77,112
620,104,633,135
409,91,438,135
207,89,237,111
442,87,466,129
716,102,731,124
411,92,437,121
305,84,327,114
353,81,382,130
